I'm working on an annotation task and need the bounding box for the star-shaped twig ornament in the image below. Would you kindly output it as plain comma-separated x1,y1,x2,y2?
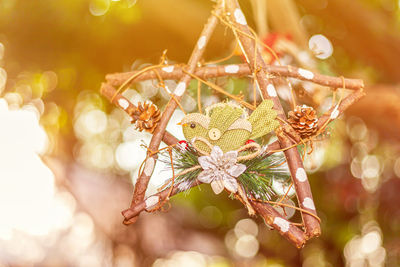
100,0,364,248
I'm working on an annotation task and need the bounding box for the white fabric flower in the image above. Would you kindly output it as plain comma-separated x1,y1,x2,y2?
197,146,246,194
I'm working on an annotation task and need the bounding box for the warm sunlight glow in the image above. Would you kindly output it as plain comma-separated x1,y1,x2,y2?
0,99,70,238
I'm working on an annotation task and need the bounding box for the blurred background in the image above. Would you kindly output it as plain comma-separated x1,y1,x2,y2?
0,0,400,266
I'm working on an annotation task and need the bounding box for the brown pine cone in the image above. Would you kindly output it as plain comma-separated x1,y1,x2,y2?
287,105,318,139
131,102,161,133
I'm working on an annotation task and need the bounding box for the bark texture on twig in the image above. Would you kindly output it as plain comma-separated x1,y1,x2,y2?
106,64,364,90
125,3,223,225
317,89,366,128
252,201,307,248
122,181,200,220
121,180,307,248
225,0,320,238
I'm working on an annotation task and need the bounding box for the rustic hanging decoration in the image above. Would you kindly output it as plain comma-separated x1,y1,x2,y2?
100,0,365,248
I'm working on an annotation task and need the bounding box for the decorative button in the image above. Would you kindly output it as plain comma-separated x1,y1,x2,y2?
208,128,221,140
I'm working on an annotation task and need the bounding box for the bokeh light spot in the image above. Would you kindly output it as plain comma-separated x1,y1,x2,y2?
0,67,7,94
234,218,258,238
234,234,259,258
361,231,381,254
309,34,333,59
89,0,110,16
115,140,146,171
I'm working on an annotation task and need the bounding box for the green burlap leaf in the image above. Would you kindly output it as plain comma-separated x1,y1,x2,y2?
181,101,278,153
248,99,279,139
209,104,244,133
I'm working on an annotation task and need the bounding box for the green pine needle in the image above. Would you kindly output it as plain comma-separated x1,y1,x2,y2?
159,144,291,199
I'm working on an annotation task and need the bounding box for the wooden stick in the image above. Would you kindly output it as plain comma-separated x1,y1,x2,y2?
124,2,224,225
252,201,307,248
106,64,364,90
121,179,307,248
225,0,321,238
122,181,199,220
317,89,365,128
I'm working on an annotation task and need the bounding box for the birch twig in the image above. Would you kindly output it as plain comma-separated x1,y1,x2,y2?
124,2,224,225
225,0,321,238
106,64,364,90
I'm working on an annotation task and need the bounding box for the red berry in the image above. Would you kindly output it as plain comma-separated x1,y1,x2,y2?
245,139,255,145
178,140,188,151
263,33,280,48
262,33,294,63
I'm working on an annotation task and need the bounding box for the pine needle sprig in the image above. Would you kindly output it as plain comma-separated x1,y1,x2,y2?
238,150,291,200
159,143,291,199
158,144,201,191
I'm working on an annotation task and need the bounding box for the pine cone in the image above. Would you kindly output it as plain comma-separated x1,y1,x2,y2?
287,105,318,139
131,102,161,133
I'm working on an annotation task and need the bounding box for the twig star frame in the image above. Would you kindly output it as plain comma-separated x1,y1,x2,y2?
100,0,364,248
